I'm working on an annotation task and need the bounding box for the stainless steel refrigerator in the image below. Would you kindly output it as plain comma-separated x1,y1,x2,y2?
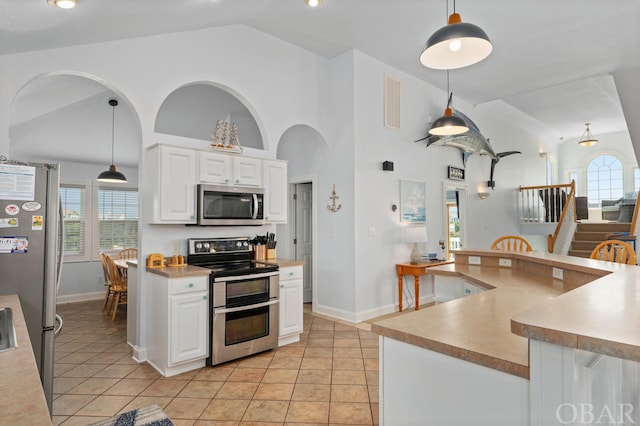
0,161,63,414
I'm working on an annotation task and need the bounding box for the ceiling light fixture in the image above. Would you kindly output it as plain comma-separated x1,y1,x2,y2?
304,0,323,7
429,71,468,136
419,0,492,70
47,0,78,9
578,122,598,147
97,99,127,183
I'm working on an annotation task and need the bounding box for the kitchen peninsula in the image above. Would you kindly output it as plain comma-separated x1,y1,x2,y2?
372,250,640,425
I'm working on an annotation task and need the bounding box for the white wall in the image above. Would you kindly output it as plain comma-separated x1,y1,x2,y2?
1,23,556,321
349,51,550,318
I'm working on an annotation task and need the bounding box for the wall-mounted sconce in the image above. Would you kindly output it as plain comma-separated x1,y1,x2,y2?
478,192,490,200
539,152,548,158
382,161,394,171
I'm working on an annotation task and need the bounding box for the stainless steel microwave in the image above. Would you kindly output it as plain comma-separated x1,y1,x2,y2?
197,184,265,226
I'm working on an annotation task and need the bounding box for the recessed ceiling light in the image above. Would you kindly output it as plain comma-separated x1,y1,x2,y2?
304,0,323,7
47,0,77,9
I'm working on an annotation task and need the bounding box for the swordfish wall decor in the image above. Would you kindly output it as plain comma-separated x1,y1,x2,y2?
415,110,520,190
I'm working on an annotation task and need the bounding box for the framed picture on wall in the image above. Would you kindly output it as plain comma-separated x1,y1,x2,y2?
400,179,426,223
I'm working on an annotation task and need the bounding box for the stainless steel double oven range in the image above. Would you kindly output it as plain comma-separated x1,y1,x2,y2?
188,237,279,366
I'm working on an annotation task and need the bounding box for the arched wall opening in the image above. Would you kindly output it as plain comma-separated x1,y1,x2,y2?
155,82,265,151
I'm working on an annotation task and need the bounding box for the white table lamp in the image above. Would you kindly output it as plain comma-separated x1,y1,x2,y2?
404,226,428,264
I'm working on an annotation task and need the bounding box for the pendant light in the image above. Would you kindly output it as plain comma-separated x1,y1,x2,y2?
304,0,323,7
429,71,468,136
420,0,493,70
47,0,78,9
97,99,127,183
578,122,598,147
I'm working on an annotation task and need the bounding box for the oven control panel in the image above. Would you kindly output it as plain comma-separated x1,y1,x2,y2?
188,238,250,255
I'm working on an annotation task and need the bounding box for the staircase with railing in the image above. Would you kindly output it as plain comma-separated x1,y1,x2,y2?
517,182,639,255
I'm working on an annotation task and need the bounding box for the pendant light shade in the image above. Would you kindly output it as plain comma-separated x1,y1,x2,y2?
429,71,469,136
97,99,127,183
420,2,492,70
429,102,469,136
578,122,598,147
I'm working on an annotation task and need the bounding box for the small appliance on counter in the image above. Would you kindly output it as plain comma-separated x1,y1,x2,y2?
146,253,186,268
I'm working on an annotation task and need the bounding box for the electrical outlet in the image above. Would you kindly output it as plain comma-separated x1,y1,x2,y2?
97,275,102,284
172,241,180,255
552,267,564,280
499,258,512,267
469,256,481,265
368,226,375,237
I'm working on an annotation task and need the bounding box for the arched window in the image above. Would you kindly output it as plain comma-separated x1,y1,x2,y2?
587,154,623,207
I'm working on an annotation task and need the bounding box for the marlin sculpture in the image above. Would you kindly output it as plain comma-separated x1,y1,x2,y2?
415,109,520,190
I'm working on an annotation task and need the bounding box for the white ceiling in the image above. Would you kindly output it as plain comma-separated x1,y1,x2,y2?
2,0,639,147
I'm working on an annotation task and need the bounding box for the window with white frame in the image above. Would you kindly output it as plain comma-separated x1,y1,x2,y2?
98,187,138,252
60,184,88,257
586,154,623,207
635,168,639,192
60,181,138,261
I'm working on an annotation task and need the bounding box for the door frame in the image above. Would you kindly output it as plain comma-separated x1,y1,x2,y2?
442,182,468,259
287,173,318,312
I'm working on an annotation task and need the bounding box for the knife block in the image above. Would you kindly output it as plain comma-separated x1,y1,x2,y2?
253,245,266,261
267,248,276,259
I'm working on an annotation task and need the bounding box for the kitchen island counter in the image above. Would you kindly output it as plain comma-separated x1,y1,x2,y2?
0,294,51,424
371,250,637,425
371,250,623,378
145,264,211,279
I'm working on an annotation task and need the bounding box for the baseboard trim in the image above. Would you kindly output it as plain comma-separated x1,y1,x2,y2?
57,291,104,305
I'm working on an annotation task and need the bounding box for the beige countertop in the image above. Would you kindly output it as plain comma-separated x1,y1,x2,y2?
0,295,51,425
260,258,305,268
371,249,634,379
145,264,211,278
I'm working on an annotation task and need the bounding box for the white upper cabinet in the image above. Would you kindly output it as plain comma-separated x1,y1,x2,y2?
198,151,233,184
198,152,262,187
233,157,262,186
148,144,197,224
263,160,288,223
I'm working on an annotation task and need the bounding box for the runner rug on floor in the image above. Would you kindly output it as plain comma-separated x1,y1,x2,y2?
88,403,173,426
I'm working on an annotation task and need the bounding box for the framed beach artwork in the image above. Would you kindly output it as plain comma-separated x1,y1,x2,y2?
400,179,426,223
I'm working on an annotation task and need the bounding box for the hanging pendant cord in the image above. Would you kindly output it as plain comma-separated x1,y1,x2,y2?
111,104,115,165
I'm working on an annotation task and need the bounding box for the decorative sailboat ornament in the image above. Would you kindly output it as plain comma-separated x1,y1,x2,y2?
210,119,242,154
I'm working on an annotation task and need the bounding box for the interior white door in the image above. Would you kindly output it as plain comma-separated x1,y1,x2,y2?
294,183,313,303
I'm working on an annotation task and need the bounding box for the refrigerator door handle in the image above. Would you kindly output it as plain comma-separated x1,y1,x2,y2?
54,314,63,336
57,199,65,295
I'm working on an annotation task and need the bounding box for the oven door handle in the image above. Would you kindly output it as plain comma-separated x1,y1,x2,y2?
214,271,280,282
214,298,279,314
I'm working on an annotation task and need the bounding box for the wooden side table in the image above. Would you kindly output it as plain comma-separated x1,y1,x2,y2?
396,261,452,311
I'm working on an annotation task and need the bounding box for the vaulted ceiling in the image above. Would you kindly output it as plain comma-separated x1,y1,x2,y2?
3,0,639,156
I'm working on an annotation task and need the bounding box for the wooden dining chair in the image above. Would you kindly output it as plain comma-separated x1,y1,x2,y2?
116,248,137,280
590,240,637,265
104,253,128,320
99,252,115,313
490,235,533,252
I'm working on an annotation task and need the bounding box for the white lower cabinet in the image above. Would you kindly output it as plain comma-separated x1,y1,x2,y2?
146,273,210,376
278,265,303,346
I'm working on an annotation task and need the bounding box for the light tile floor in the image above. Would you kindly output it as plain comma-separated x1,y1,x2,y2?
53,300,379,425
